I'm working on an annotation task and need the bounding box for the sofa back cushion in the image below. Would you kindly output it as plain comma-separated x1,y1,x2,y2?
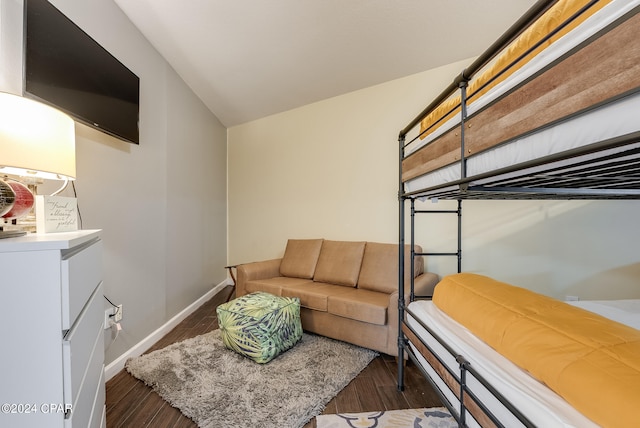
358,242,424,294
313,240,366,287
279,239,324,279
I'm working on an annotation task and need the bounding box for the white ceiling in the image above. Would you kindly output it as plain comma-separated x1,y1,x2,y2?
113,0,536,127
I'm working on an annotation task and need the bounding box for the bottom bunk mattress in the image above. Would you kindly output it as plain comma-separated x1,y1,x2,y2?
406,297,640,427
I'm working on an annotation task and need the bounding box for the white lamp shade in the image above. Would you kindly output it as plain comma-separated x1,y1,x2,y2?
0,92,75,181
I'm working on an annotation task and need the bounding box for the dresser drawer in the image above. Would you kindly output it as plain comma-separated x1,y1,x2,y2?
61,239,102,330
65,366,105,428
63,282,104,416
89,369,106,428
63,325,104,427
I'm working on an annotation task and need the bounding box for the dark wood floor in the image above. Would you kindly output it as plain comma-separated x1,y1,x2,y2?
105,286,443,427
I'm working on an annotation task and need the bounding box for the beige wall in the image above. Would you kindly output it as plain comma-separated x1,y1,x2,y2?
228,58,472,264
228,60,640,301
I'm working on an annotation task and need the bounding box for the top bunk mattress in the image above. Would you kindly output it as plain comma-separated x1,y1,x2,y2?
402,0,640,196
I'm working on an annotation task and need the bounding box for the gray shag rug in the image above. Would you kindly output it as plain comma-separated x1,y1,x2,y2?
125,329,378,428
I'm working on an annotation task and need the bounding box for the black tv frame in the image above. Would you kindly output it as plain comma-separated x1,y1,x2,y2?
23,0,140,144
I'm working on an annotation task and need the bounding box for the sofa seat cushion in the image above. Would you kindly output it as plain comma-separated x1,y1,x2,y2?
281,282,354,312
245,276,314,296
279,238,324,279
314,240,366,287
327,289,389,325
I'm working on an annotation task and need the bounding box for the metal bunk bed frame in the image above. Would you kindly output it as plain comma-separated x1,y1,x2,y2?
396,0,640,426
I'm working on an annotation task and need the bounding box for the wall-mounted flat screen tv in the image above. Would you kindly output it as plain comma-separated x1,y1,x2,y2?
24,0,140,144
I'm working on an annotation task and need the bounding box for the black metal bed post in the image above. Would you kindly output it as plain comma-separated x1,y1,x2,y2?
397,134,406,391
410,198,416,301
457,199,463,273
459,80,468,180
458,358,468,427
456,79,468,275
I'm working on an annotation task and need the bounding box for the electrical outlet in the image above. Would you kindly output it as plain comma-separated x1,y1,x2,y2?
114,304,123,322
565,295,580,301
104,308,115,329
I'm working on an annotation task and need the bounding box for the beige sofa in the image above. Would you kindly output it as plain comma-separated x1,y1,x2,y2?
236,239,439,356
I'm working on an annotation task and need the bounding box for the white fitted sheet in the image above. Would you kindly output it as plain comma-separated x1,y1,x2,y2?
406,300,601,427
404,0,640,194
569,299,640,330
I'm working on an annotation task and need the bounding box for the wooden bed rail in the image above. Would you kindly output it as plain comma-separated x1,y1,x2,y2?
401,7,640,187
401,324,496,427
401,316,535,428
398,0,558,140
402,132,640,200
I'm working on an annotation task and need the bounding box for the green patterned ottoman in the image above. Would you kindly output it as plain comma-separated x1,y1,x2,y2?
216,292,303,363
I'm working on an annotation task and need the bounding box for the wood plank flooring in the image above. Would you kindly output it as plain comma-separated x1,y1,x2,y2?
105,286,443,427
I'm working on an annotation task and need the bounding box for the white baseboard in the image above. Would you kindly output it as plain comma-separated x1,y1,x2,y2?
104,278,232,381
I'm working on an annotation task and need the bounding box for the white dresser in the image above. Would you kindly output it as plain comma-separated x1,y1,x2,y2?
0,230,105,428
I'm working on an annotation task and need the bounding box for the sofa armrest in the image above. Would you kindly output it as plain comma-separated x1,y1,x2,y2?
411,272,439,299
388,272,440,314
236,258,282,296
388,272,440,308
388,273,439,309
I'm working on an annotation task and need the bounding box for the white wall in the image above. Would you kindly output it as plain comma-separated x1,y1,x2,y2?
165,70,228,316
228,60,640,301
0,0,228,366
416,199,640,300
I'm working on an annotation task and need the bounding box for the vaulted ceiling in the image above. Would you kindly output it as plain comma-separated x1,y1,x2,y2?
114,0,536,127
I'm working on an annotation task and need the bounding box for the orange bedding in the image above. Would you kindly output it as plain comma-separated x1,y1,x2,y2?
419,0,611,139
433,273,640,428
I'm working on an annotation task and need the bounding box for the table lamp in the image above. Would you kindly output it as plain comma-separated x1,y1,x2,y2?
0,92,75,237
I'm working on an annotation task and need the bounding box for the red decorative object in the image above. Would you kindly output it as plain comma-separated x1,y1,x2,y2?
2,180,34,219
0,180,15,217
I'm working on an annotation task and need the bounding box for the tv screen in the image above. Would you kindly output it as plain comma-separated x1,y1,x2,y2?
24,0,140,144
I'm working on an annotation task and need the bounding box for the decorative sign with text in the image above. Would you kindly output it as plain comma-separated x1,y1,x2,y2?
35,196,79,233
